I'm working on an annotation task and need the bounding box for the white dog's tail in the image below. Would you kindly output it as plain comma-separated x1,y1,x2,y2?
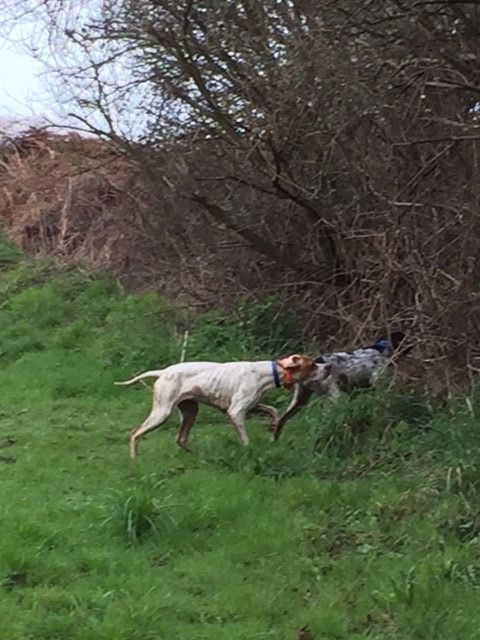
114,370,164,386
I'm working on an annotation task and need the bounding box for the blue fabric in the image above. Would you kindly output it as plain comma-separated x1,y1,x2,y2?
271,361,281,388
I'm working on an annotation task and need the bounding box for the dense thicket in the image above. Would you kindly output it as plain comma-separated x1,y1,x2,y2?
2,1,480,386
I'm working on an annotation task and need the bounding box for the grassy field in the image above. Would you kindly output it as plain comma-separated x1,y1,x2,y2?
1,238,480,639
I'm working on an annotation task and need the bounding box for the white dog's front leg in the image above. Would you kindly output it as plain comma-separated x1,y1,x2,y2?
250,403,279,429
273,384,314,440
227,405,249,446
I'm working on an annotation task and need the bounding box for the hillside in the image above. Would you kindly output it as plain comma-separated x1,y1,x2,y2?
1,237,480,639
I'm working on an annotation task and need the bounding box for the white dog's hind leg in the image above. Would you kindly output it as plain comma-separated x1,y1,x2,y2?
176,400,199,452
129,405,174,459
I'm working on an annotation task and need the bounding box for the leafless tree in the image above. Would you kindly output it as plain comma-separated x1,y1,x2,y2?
2,0,480,385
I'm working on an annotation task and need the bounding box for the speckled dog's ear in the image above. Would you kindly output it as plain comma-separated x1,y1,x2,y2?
390,331,406,350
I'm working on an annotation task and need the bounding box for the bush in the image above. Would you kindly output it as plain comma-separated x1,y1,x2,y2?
101,476,177,544
0,233,22,269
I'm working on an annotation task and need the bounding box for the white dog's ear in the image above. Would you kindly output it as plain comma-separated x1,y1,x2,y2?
279,354,303,369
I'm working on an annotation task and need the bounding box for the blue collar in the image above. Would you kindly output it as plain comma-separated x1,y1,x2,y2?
271,361,281,388
372,339,391,352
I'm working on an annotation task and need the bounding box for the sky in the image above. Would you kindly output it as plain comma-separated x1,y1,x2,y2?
0,33,50,122
0,17,137,137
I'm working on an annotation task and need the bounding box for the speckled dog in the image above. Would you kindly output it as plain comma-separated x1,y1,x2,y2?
272,332,406,440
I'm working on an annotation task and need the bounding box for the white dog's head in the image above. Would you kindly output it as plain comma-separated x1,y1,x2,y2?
277,354,331,388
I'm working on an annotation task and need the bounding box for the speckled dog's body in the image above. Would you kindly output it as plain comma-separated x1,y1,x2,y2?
272,332,405,440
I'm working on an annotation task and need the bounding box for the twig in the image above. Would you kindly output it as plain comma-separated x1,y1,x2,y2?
180,330,189,363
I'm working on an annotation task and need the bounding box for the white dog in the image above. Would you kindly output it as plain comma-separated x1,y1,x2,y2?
116,355,331,458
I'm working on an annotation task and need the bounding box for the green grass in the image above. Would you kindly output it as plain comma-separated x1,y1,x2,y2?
1,236,480,639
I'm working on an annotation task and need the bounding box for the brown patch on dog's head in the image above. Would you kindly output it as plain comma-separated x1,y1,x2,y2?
278,354,303,370
277,354,319,383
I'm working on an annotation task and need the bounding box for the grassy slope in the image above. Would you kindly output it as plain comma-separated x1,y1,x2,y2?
1,240,480,639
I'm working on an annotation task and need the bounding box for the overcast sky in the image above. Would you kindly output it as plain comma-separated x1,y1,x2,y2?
0,18,134,136
0,31,50,120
